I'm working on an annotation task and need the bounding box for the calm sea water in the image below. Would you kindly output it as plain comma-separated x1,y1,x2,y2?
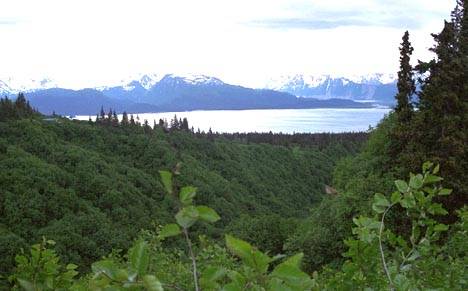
78,108,391,134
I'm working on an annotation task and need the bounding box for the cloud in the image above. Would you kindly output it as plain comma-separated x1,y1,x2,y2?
245,0,450,30
248,16,420,30
0,18,21,25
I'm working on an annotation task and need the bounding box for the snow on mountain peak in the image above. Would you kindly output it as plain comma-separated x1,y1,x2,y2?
265,73,396,90
0,76,58,94
165,73,224,85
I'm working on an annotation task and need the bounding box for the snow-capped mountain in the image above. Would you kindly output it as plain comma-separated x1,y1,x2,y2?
0,77,58,96
265,73,397,105
4,73,372,115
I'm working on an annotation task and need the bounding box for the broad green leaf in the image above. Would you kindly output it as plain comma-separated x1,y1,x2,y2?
372,204,386,214
438,188,452,196
373,193,389,213
225,235,271,273
425,174,443,184
282,253,303,268
391,191,401,204
66,263,78,270
175,206,199,228
433,164,440,174
129,240,149,276
271,263,312,288
159,170,173,194
400,194,416,209
428,203,448,215
395,180,409,193
225,235,253,261
91,260,120,280
409,174,423,189
159,224,181,239
143,275,164,291
179,186,197,205
201,266,226,283
196,206,220,223
434,224,448,232
374,193,390,207
18,279,35,291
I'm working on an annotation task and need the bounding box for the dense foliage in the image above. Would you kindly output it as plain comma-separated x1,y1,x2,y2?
0,100,365,283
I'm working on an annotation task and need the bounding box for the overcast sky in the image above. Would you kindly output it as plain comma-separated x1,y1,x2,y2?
0,0,454,88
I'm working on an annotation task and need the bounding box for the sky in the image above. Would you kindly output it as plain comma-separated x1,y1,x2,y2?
0,0,455,88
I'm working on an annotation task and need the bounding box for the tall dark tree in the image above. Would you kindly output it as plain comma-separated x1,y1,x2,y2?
402,6,468,217
181,118,189,131
112,110,119,127
99,106,106,121
395,31,415,122
121,111,129,126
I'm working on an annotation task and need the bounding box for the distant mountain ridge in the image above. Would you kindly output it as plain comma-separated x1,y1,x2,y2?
1,73,385,115
265,74,397,106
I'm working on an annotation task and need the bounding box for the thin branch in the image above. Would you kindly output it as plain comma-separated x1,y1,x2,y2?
183,228,200,291
379,204,395,291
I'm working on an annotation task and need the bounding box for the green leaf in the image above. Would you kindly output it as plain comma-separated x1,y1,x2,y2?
395,180,409,193
66,263,78,270
159,224,181,239
201,266,226,283
143,275,164,291
372,193,389,213
196,206,220,223
159,170,173,194
17,279,35,291
422,161,433,172
179,186,197,205
271,263,313,288
91,260,120,280
434,224,448,232
433,164,440,174
282,253,303,268
400,194,416,209
428,203,448,215
129,240,149,276
425,174,443,184
409,174,424,189
225,235,253,261
391,191,401,204
438,188,452,196
225,235,271,273
175,206,199,228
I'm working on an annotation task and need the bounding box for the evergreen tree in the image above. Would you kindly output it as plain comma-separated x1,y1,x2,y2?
107,109,113,124
170,114,180,130
130,114,135,126
401,8,468,216
100,106,106,121
112,110,119,127
395,31,415,122
181,118,189,131
121,111,129,126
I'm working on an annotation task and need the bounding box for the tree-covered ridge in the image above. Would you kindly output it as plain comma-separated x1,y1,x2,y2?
0,100,365,282
5,165,467,290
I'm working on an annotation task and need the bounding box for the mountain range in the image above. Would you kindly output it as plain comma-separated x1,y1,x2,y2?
265,73,397,105
0,73,396,116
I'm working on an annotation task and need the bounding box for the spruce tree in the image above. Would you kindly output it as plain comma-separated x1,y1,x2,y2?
121,111,129,126
395,31,415,123
403,10,467,216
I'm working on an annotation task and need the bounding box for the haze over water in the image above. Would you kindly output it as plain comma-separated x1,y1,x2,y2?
78,108,391,133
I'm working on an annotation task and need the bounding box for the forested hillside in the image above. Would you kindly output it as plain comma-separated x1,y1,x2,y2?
0,96,365,284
